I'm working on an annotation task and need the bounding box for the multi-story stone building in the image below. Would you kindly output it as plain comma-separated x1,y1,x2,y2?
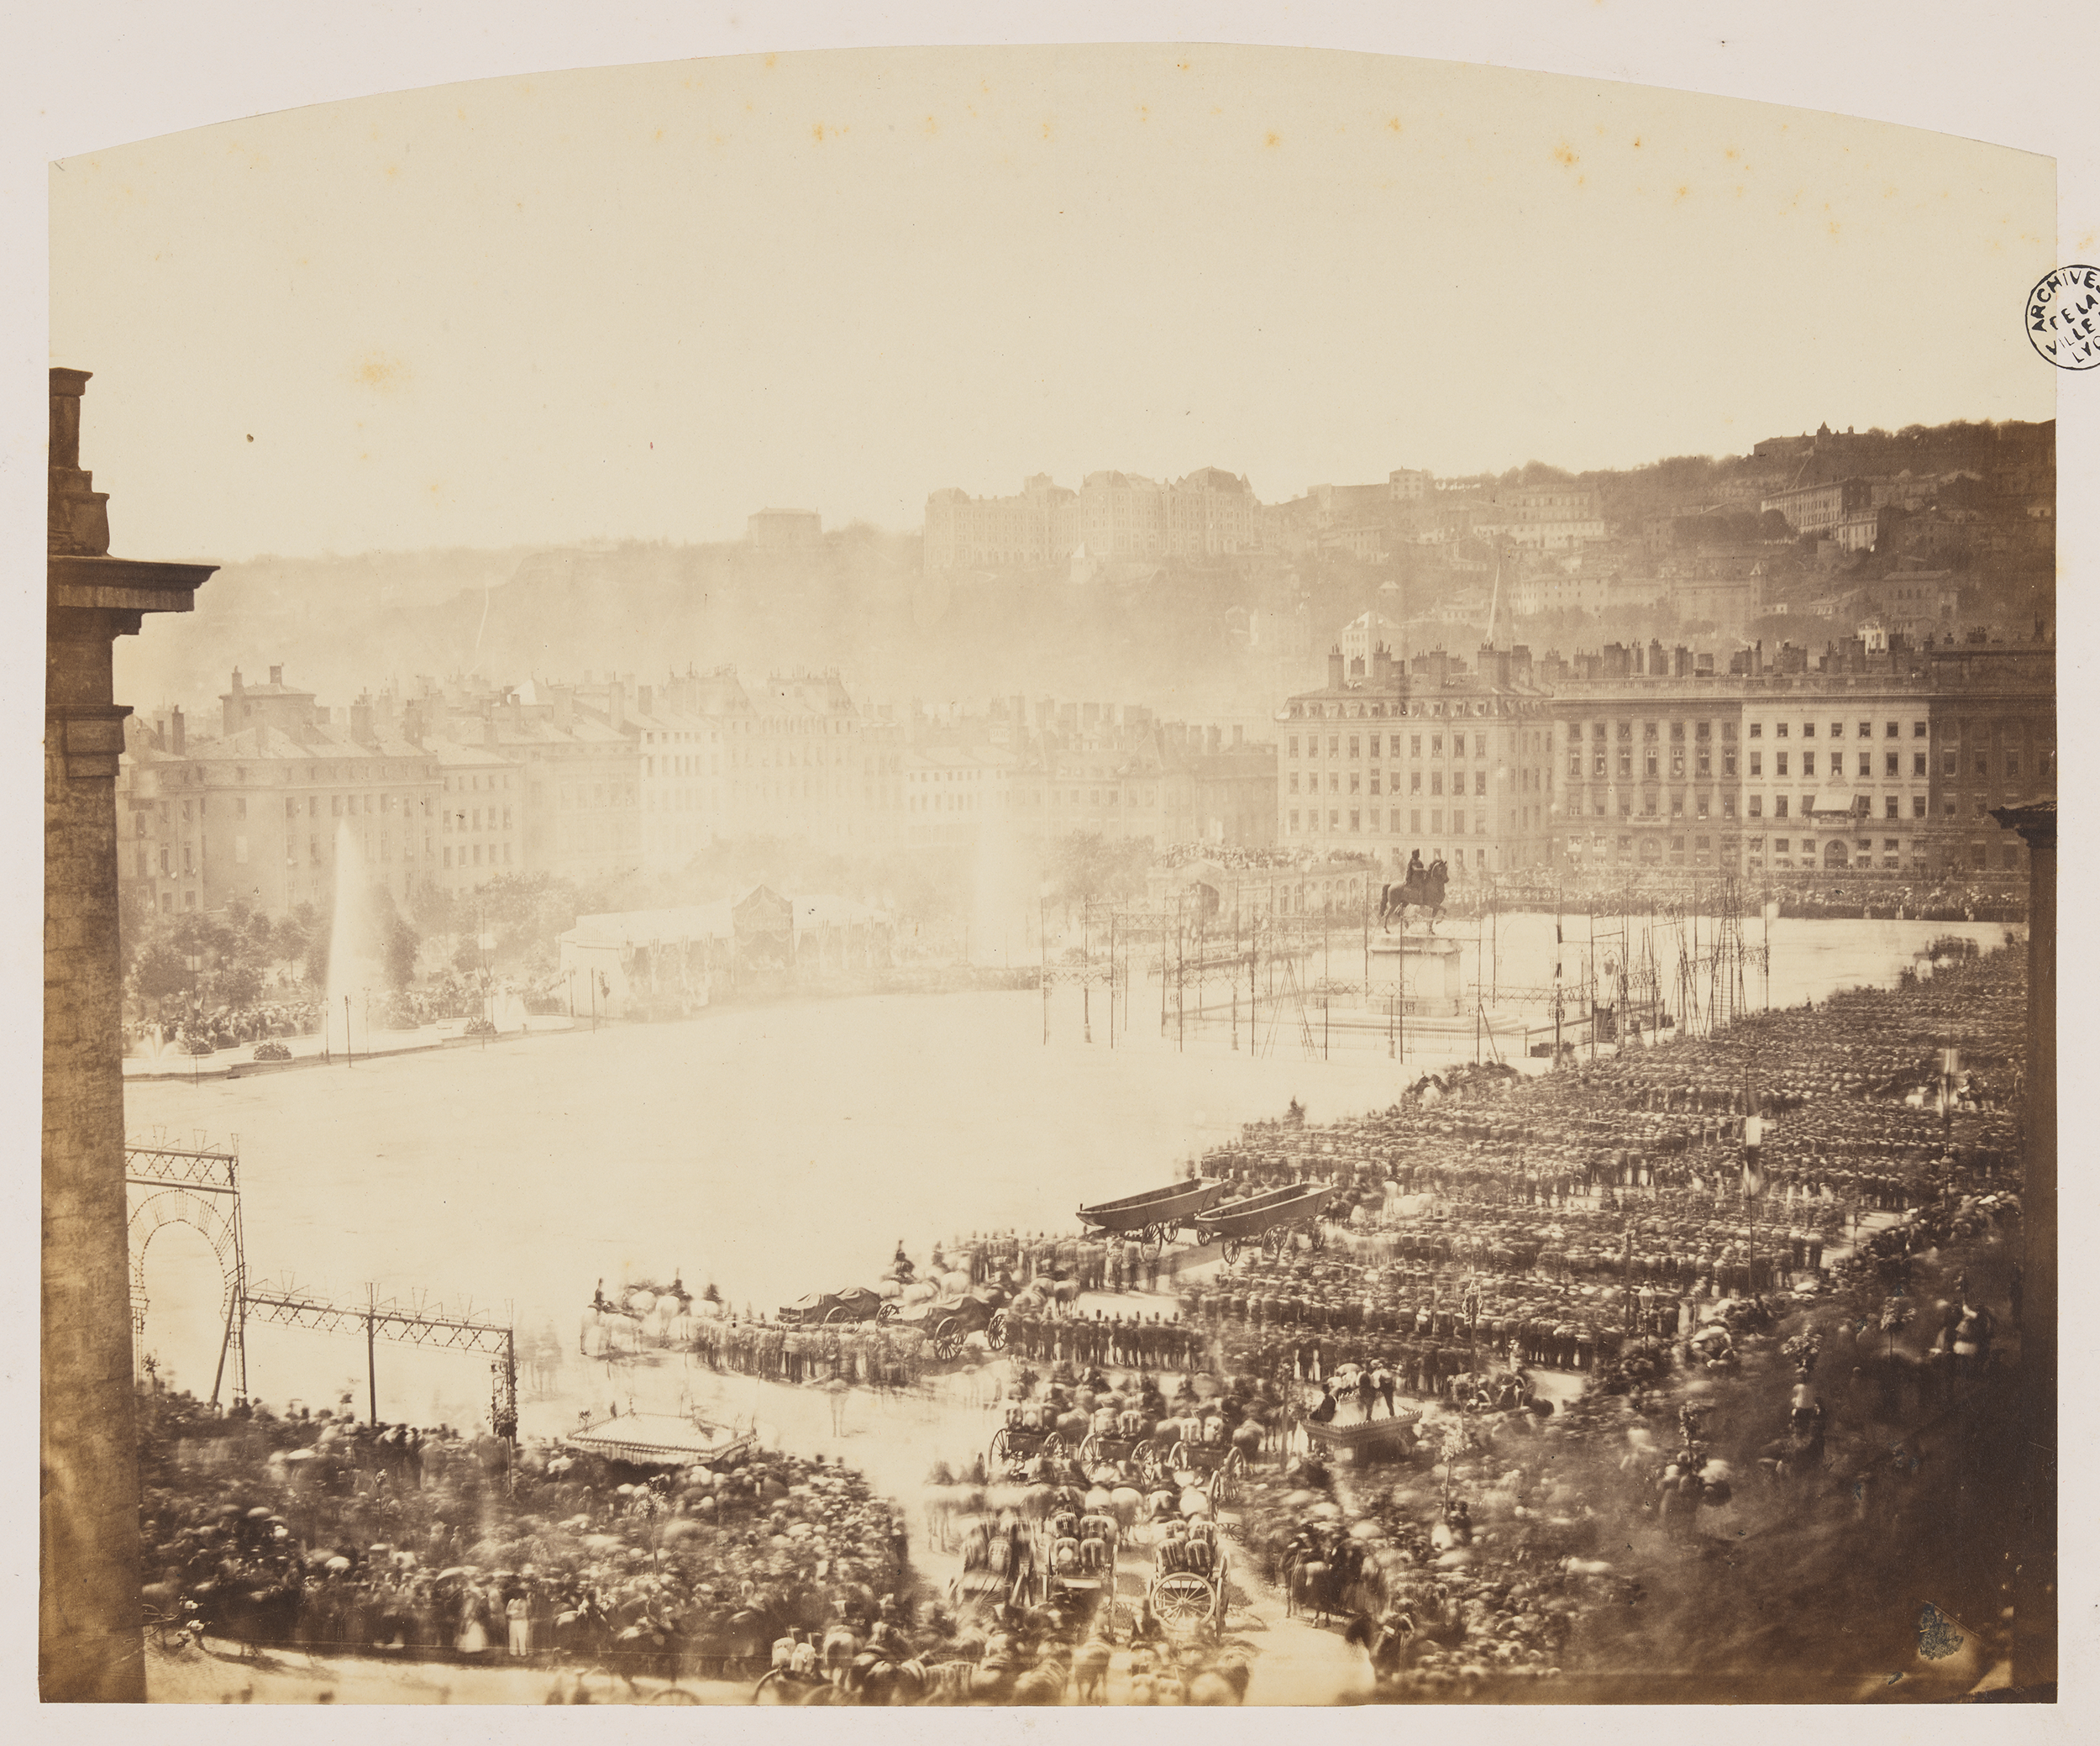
1005,716,1275,848
1551,661,1749,880
632,696,723,871
904,745,1016,847
428,733,525,892
1274,643,1557,878
117,667,444,917
1474,486,1607,550
926,467,1259,569
1548,634,2053,881
921,475,1080,570
1760,476,1872,536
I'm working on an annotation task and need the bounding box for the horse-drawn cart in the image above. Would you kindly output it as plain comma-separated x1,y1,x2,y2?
1077,1179,1227,1260
988,1413,1069,1474
1194,1183,1336,1264
1075,1427,1168,1487
894,1290,1009,1362
777,1286,897,1328
1149,1532,1228,1638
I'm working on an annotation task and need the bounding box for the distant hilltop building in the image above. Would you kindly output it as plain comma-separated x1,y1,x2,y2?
922,467,1257,571
747,507,822,549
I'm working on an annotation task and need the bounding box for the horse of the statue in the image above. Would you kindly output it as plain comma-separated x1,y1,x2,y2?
1378,859,1449,932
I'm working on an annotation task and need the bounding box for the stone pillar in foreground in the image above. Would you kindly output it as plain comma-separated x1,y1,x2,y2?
1991,799,2055,1696
43,368,214,1701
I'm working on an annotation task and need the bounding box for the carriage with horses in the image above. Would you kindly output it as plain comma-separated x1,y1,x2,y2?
1077,1178,1228,1263
894,1288,1011,1362
988,1408,1072,1476
1165,1435,1250,1506
1075,1422,1171,1488
1194,1183,1336,1264
776,1285,897,1328
1148,1517,1230,1638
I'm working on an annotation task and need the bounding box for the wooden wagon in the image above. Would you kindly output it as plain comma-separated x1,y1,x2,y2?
1077,1178,1228,1260
1193,1183,1336,1263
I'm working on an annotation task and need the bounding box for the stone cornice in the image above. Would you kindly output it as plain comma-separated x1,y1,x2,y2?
48,555,217,618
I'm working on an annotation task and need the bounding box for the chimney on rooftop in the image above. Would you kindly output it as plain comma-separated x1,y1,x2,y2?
171,707,185,755
349,699,374,744
1233,723,1244,749
637,684,653,719
607,679,626,732
1327,644,1344,689
401,701,424,749
269,664,283,686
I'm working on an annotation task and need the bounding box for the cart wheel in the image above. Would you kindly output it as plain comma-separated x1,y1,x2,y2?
824,1305,852,1324
1152,1572,1214,1630
933,1318,962,1362
1041,1433,1065,1460
1140,1224,1165,1262
1221,1237,1242,1265
1262,1226,1288,1260
990,1426,1012,1463
1079,1433,1100,1466
987,1310,1010,1351
876,1301,899,1322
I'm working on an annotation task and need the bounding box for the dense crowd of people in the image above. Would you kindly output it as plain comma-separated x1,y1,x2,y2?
136,1388,916,1679
126,999,326,1056
1191,944,2030,1696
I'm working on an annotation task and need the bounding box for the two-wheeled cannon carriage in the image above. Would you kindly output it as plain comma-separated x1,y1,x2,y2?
1077,1178,1227,1262
1193,1183,1336,1265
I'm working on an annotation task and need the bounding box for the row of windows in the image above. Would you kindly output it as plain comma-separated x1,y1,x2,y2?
1745,720,1920,740
1290,770,1490,797
1578,795,1740,819
443,807,512,834
1289,808,1490,835
444,843,514,870
1020,788,1161,807
558,784,638,809
1572,721,1737,742
1290,733,1505,760
1745,794,1929,820
1572,748,1738,779
1741,749,1931,779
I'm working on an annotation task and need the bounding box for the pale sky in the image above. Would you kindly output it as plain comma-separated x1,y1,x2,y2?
50,44,2055,561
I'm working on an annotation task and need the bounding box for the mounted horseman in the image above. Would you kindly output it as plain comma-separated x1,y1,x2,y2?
1378,850,1449,933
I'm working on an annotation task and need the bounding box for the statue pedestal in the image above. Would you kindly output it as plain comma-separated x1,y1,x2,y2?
1367,933,1462,1018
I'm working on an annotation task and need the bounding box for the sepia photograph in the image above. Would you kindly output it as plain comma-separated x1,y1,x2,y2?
28,6,2078,1711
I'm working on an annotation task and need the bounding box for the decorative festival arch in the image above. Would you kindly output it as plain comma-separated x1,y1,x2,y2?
128,1186,242,1335
124,1140,248,1405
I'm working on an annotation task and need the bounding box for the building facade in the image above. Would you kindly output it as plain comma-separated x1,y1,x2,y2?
1547,637,2053,881
1275,644,1556,877
117,669,445,918
921,475,1081,570
1761,476,1872,535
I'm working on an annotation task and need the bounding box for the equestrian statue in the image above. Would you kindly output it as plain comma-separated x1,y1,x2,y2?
1378,850,1449,933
